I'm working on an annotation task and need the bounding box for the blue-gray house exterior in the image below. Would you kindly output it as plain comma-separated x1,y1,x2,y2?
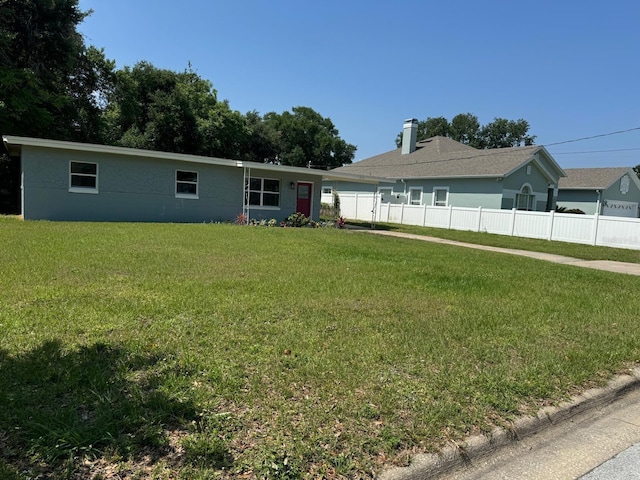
324,119,566,213
557,167,640,217
3,136,382,223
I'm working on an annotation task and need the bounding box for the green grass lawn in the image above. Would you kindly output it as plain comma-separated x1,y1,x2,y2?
1,216,639,479
351,220,640,263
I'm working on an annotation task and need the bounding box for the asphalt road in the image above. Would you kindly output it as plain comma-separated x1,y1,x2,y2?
579,443,640,480
433,388,640,480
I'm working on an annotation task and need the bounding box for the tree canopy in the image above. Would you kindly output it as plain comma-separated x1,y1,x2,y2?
0,0,115,142
395,113,536,149
0,0,356,173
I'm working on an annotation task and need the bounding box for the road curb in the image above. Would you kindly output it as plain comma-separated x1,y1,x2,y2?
379,367,640,480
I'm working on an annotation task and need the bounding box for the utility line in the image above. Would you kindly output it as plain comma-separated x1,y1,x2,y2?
550,147,640,155
544,127,640,147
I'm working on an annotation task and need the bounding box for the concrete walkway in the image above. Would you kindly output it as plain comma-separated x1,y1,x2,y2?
367,230,640,479
365,230,640,276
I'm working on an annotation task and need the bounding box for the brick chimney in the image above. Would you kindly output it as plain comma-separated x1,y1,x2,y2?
401,118,418,154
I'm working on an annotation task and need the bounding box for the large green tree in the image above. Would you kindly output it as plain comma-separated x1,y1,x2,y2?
395,113,536,149
104,62,251,159
0,0,115,141
261,107,356,169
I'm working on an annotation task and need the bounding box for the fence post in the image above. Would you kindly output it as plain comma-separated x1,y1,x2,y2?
510,208,517,236
477,206,483,232
592,213,600,246
423,203,428,227
447,205,453,230
354,193,359,220
400,202,405,225
547,210,555,241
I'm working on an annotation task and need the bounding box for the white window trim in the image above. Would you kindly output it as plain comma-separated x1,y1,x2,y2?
246,176,281,209
69,161,98,194
408,187,423,205
432,186,449,207
379,187,393,203
176,170,199,199
515,183,534,211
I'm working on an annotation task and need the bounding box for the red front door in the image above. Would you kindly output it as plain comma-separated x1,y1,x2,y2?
296,182,312,217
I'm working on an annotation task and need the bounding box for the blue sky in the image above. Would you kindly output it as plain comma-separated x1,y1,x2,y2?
78,0,640,168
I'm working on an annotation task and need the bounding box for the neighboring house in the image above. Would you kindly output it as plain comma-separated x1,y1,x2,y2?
2,136,383,222
557,167,640,217
323,119,566,212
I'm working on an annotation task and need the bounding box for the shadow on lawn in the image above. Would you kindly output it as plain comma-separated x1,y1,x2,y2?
0,340,199,478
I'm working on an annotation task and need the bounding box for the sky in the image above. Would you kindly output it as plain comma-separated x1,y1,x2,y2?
77,0,640,169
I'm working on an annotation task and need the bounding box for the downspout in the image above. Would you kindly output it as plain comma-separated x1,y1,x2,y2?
243,167,250,224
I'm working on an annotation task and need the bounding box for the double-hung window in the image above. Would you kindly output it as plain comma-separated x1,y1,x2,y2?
246,177,280,207
176,170,198,198
433,187,448,206
409,187,422,205
69,161,98,193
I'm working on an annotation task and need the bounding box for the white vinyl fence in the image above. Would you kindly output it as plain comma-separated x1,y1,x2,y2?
330,192,640,251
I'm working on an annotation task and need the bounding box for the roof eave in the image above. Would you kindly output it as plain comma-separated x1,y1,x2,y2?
323,171,393,184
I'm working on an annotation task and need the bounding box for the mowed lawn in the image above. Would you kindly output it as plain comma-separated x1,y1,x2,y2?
1,217,640,479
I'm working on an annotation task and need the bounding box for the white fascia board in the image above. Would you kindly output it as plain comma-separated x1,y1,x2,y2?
603,169,640,191
239,160,326,177
3,136,239,168
322,171,394,184
388,174,502,180
537,146,567,177
500,147,567,183
501,149,558,184
3,136,401,184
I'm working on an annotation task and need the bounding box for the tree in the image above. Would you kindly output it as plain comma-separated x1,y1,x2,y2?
449,113,481,147
479,118,536,148
0,0,115,142
633,165,640,180
395,116,450,147
395,113,536,149
104,62,250,158
261,107,356,169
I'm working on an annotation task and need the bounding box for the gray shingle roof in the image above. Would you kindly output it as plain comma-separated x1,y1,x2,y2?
558,167,634,189
332,136,550,179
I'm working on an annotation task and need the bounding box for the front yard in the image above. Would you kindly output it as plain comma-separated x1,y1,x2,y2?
1,217,639,478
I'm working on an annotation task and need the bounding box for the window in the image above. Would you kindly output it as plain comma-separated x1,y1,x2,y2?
409,187,422,205
379,187,393,203
516,185,535,211
69,161,98,193
433,187,448,206
246,177,280,207
176,170,198,198
526,165,532,175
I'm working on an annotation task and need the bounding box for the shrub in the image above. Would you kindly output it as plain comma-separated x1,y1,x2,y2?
555,206,585,214
284,212,310,227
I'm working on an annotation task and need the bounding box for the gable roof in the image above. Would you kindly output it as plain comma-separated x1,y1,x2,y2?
331,136,565,181
558,167,639,190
